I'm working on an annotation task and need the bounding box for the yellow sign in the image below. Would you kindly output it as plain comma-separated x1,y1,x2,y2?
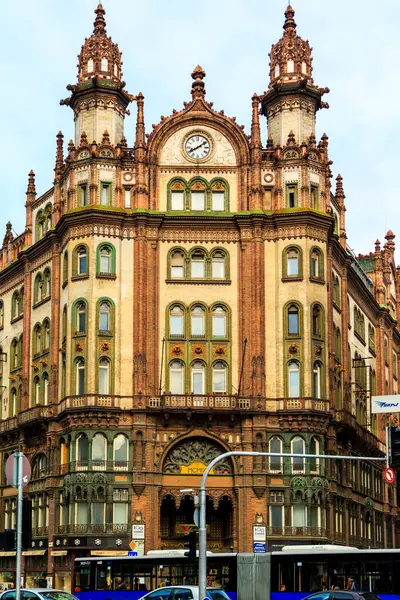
180,462,215,475
129,540,136,551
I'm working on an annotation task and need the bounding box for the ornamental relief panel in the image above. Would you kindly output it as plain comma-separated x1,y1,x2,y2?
159,125,236,167
163,437,232,475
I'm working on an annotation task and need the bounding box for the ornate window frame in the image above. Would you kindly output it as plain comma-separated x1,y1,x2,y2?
282,245,303,281
310,247,324,282
284,301,303,339
72,244,90,280
96,243,116,278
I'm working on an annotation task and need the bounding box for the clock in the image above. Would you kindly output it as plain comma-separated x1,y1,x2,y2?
185,134,211,160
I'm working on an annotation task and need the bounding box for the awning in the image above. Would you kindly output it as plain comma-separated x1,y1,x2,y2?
90,550,128,557
22,550,47,556
0,551,16,557
51,550,68,556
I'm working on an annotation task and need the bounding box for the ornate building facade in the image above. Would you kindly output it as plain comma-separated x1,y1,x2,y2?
0,3,399,591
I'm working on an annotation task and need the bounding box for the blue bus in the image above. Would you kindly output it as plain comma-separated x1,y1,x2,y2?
73,546,400,600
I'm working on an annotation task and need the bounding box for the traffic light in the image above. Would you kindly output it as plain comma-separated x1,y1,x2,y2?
22,498,32,550
390,427,400,467
183,530,197,559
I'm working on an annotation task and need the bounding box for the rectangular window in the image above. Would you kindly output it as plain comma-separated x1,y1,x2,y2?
311,257,318,277
270,505,283,528
77,366,85,395
77,503,88,525
170,369,183,394
171,265,184,278
310,506,320,528
192,316,205,336
191,261,205,278
212,191,224,211
288,313,299,335
310,185,319,209
113,503,128,525
212,260,225,279
79,184,87,207
192,372,204,394
92,503,105,525
289,370,300,398
171,191,184,210
191,192,205,211
287,257,298,276
213,370,226,393
287,184,297,208
101,183,111,206
99,366,109,395
124,188,131,209
213,315,226,337
170,316,184,336
293,505,306,527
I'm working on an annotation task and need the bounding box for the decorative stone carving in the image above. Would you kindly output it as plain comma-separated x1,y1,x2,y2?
75,341,84,353
163,438,232,475
100,341,110,352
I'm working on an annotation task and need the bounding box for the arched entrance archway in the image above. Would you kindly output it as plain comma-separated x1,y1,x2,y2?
160,437,235,550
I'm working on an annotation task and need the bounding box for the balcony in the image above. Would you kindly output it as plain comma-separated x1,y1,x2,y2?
53,460,129,475
334,409,386,453
18,405,54,425
55,524,129,535
267,526,327,538
0,417,17,433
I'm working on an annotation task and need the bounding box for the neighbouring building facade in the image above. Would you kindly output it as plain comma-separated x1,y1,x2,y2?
0,2,399,591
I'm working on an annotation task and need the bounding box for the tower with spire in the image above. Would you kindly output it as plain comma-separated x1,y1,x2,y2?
60,4,133,147
261,5,329,147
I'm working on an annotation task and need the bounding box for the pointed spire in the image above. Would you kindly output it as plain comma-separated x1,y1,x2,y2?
286,130,296,146
309,132,317,149
80,131,88,146
93,3,107,35
26,170,36,196
191,65,206,99
283,5,297,30
3,222,14,247
335,174,345,204
267,136,274,149
55,131,64,172
251,94,261,149
134,92,146,155
375,239,381,254
101,130,111,145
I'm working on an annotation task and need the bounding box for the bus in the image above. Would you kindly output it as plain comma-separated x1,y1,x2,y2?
73,546,400,600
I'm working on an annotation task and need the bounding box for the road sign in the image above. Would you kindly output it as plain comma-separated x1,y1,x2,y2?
5,454,31,488
384,467,395,484
193,507,200,527
253,542,266,553
128,551,138,557
129,540,136,551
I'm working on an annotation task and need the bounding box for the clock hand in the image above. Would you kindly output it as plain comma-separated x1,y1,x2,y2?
190,140,208,153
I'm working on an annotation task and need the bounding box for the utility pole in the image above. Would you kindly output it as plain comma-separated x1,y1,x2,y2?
198,447,390,600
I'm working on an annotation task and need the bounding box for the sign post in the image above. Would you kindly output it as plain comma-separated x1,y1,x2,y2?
5,452,31,600
384,467,395,484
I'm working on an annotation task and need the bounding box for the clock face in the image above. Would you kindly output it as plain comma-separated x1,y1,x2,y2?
185,134,211,160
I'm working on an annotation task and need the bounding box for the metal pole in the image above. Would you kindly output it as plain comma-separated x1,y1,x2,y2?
198,449,389,600
16,452,23,600
386,426,390,468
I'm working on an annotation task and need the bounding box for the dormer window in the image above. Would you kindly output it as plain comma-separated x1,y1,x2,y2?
87,59,94,74
287,60,294,73
101,58,108,71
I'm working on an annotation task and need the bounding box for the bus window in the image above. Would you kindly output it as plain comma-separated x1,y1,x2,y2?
95,564,111,590
75,567,90,592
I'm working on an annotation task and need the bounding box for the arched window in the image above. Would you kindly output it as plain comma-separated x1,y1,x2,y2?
191,306,205,337
76,358,85,395
0,301,4,329
87,59,94,73
312,362,322,399
333,276,341,307
11,338,19,370
211,181,226,211
288,360,300,397
291,436,305,473
335,328,342,362
310,248,323,279
170,251,185,279
170,181,185,210
101,58,108,71
191,361,205,394
34,376,40,405
63,252,68,284
309,437,320,473
190,181,206,211
99,302,111,332
34,273,43,304
212,306,227,338
287,304,299,336
113,434,128,469
99,358,110,394
76,433,89,468
170,305,184,337
43,320,50,352
190,250,206,278
43,269,51,298
76,246,88,276
287,248,299,277
169,361,184,394
9,388,17,417
62,305,67,340
211,250,226,279
33,324,42,356
92,433,107,469
312,305,323,338
269,437,283,473
76,302,87,333
99,246,111,274
43,374,49,405
212,362,227,393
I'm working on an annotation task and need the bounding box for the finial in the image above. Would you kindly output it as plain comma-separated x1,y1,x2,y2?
283,5,296,30
251,94,261,149
191,65,206,99
309,132,316,149
101,130,111,145
80,131,88,146
26,170,36,195
55,131,64,172
3,222,14,247
375,240,381,253
335,174,345,201
267,136,274,149
94,3,107,35
386,229,395,241
286,130,296,146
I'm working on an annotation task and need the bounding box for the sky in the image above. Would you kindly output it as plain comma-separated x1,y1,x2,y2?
1,0,399,256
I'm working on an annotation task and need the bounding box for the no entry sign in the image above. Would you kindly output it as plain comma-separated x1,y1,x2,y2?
384,467,395,484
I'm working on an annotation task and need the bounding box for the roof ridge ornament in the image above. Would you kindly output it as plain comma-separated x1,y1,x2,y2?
191,65,206,99
93,3,107,35
283,5,296,30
